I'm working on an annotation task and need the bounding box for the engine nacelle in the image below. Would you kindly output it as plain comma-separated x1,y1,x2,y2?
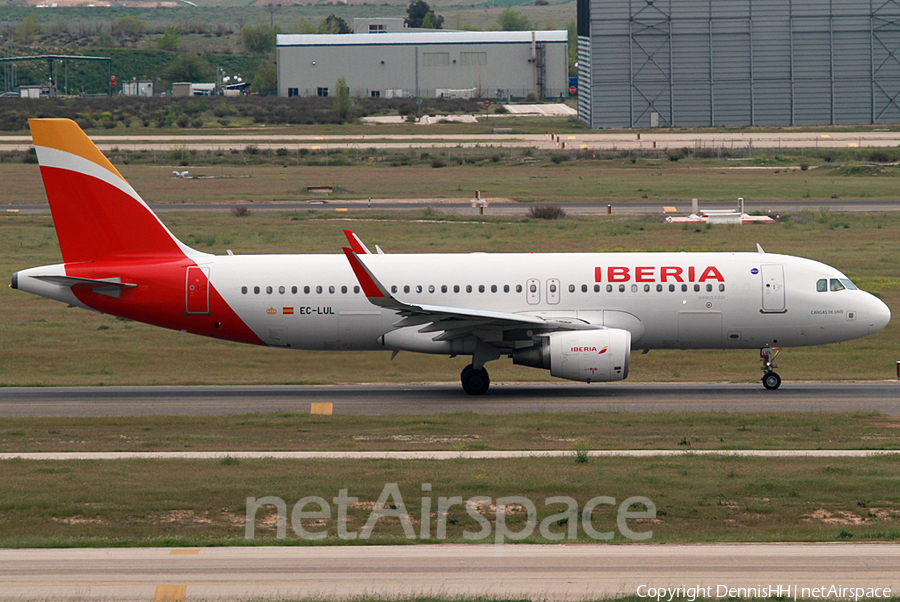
513,328,631,383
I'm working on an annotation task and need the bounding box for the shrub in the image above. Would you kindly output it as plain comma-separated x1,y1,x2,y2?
527,205,566,220
430,158,445,168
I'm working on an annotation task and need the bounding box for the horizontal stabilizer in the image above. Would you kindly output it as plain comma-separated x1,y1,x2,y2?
32,275,136,298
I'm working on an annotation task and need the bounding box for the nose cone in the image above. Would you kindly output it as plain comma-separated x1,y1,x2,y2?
868,295,892,336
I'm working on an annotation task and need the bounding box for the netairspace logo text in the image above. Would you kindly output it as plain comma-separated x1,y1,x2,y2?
245,482,656,544
637,585,893,602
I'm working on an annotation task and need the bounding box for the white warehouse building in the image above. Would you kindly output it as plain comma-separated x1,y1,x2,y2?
276,30,569,99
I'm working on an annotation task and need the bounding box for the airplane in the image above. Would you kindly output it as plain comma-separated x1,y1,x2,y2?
11,119,892,394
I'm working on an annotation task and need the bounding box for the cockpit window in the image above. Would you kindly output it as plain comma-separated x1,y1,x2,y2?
840,278,859,291
830,279,845,292
816,279,827,293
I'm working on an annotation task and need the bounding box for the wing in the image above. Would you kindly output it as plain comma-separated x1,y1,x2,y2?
342,248,596,345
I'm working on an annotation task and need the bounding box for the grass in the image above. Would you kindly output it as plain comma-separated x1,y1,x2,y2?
3,210,899,386
1,412,899,453
1,455,899,546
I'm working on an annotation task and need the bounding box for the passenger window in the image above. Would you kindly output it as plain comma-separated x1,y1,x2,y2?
816,279,827,292
441,285,448,293
292,286,298,294
279,286,285,294
316,286,322,294
429,285,435,293
631,284,638,293
404,285,410,293
304,286,310,294
594,284,600,293
341,285,347,294
454,285,460,293
491,285,497,293
530,284,537,293
619,284,625,292
504,285,510,293
354,286,360,294
606,284,613,293
694,284,700,292
391,285,398,293
329,286,335,294
466,285,473,293
516,284,522,293
656,284,663,292
241,286,248,294
706,284,712,292
478,285,485,293
669,284,675,292
416,285,422,293
254,286,260,294
830,279,845,292
682,284,688,292
719,284,725,292
266,286,273,294
644,284,650,292
550,284,558,293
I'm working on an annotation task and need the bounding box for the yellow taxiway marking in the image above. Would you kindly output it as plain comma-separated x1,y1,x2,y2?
153,584,187,602
847,143,859,147
6,209,19,213
311,146,321,150
821,134,831,138
663,206,677,212
311,402,333,415
580,144,589,149
169,549,200,555
567,136,577,140
335,208,348,212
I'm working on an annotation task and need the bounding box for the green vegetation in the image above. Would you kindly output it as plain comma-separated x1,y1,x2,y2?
2,455,899,546
2,412,898,453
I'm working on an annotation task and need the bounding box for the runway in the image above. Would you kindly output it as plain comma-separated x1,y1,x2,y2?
0,381,897,417
0,544,896,601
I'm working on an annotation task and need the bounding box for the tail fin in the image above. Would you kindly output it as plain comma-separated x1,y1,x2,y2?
29,118,198,264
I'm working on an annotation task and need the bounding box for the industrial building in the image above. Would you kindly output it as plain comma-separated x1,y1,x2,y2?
277,30,569,99
577,0,900,128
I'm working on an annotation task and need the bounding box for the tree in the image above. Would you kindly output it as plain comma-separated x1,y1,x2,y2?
166,53,212,83
405,0,443,29
332,78,351,122
317,14,351,34
252,65,277,96
241,23,278,54
112,16,146,36
157,25,180,51
497,9,531,31
15,15,40,45
421,12,436,29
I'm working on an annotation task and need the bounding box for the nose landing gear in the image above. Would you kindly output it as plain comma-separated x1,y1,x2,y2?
760,344,781,390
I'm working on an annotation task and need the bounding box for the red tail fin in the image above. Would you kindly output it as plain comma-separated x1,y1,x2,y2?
29,119,196,263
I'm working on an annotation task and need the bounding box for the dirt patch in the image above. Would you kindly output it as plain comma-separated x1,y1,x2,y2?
805,509,866,525
52,515,105,525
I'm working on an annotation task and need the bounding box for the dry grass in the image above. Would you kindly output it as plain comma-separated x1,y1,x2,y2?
1,455,899,547
1,412,898,453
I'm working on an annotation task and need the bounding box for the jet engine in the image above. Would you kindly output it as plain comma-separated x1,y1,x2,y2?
513,328,631,383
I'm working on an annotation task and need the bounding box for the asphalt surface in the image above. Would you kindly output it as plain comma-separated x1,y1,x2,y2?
0,382,897,417
5,198,900,216
0,544,897,601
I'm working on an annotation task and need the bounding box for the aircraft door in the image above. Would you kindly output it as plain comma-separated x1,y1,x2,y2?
760,264,786,312
547,279,560,304
185,266,210,315
526,279,540,305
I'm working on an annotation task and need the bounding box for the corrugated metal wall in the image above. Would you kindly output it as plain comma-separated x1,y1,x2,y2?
578,0,900,128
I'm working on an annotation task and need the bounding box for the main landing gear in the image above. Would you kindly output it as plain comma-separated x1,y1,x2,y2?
760,344,781,390
461,364,490,395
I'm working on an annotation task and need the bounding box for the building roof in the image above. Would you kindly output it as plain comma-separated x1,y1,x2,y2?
277,30,568,47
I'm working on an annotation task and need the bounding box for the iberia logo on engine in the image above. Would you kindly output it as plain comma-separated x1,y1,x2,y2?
571,346,609,354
